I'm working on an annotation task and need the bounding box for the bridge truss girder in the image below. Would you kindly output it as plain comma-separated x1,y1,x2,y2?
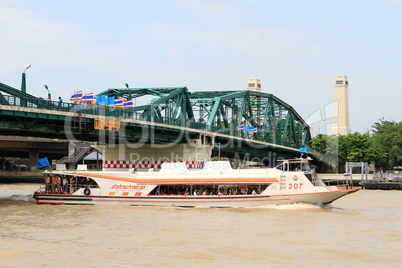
189,90,310,148
98,87,310,148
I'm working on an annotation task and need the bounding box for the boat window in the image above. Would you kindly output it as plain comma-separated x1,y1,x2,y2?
305,173,313,183
302,163,310,171
148,184,270,196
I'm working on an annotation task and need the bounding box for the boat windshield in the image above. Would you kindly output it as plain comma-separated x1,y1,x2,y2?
276,158,312,172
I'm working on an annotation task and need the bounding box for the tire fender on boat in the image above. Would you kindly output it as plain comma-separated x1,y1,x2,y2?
84,188,91,195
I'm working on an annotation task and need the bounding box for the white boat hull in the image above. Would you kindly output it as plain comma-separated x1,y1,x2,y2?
34,189,358,207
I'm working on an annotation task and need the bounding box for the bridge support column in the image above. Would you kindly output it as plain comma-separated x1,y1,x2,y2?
67,142,76,170
96,142,214,171
28,148,39,171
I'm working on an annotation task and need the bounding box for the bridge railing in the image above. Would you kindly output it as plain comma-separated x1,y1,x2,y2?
0,95,76,111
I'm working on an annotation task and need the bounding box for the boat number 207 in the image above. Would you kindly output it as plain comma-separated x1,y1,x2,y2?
288,183,303,189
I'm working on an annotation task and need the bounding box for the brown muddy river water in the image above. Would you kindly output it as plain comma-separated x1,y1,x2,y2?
0,183,401,267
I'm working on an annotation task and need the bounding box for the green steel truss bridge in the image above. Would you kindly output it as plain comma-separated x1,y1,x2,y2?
0,82,311,161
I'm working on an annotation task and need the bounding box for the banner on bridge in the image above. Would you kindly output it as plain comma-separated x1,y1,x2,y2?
94,119,120,131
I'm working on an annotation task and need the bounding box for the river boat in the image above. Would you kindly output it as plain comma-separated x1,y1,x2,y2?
33,158,358,207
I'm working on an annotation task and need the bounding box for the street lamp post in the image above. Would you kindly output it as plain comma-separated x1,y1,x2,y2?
125,82,136,107
21,63,31,93
44,84,51,101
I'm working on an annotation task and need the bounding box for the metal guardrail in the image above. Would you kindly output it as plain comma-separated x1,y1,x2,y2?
57,147,95,164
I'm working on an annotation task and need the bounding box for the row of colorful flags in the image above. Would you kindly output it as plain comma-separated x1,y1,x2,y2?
69,91,134,108
237,124,257,133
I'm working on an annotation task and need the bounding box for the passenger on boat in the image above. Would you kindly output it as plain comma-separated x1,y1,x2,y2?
52,175,57,194
210,189,217,195
62,177,69,194
227,188,233,195
245,187,250,195
193,188,198,195
57,176,62,194
252,188,257,195
45,175,51,194
70,177,75,193
202,189,208,195
234,188,242,195
218,188,224,195
184,188,190,194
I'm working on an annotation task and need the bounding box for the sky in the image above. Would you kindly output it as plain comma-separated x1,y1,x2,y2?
1,0,401,135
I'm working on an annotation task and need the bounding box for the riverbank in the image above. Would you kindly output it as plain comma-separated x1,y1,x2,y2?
0,171,43,183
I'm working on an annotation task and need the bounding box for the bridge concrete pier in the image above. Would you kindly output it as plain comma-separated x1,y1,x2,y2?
96,140,213,171
0,136,69,170
67,142,76,170
28,148,39,171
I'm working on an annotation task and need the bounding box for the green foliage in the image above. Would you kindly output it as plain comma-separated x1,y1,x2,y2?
309,118,402,172
309,134,338,172
371,118,402,170
310,133,374,172
343,133,375,163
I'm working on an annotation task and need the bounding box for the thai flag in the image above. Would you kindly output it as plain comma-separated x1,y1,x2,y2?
237,124,245,131
82,93,94,102
343,172,351,177
70,91,82,101
252,127,258,133
115,98,124,108
124,99,133,108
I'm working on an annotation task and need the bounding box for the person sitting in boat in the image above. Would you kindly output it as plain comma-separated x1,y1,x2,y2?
202,189,209,195
218,188,224,195
252,188,257,195
234,188,242,195
227,188,233,195
210,189,217,195
245,187,250,195
184,188,190,195
193,188,198,195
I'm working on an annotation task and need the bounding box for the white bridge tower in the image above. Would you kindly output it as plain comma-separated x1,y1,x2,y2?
331,75,351,135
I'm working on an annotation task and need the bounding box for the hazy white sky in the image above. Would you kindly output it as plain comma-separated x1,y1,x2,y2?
1,0,401,134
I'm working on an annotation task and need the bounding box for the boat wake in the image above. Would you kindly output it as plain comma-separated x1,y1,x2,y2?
0,195,36,206
258,203,324,210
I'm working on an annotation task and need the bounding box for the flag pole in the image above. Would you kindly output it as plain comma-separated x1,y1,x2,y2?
218,143,221,161
47,157,53,173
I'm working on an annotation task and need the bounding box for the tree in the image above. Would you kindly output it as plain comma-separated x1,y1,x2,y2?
309,134,338,172
345,133,375,162
310,132,376,173
371,118,402,170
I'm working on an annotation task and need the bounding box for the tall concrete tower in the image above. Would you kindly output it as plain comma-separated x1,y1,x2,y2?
247,78,261,121
331,75,351,135
247,78,261,92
